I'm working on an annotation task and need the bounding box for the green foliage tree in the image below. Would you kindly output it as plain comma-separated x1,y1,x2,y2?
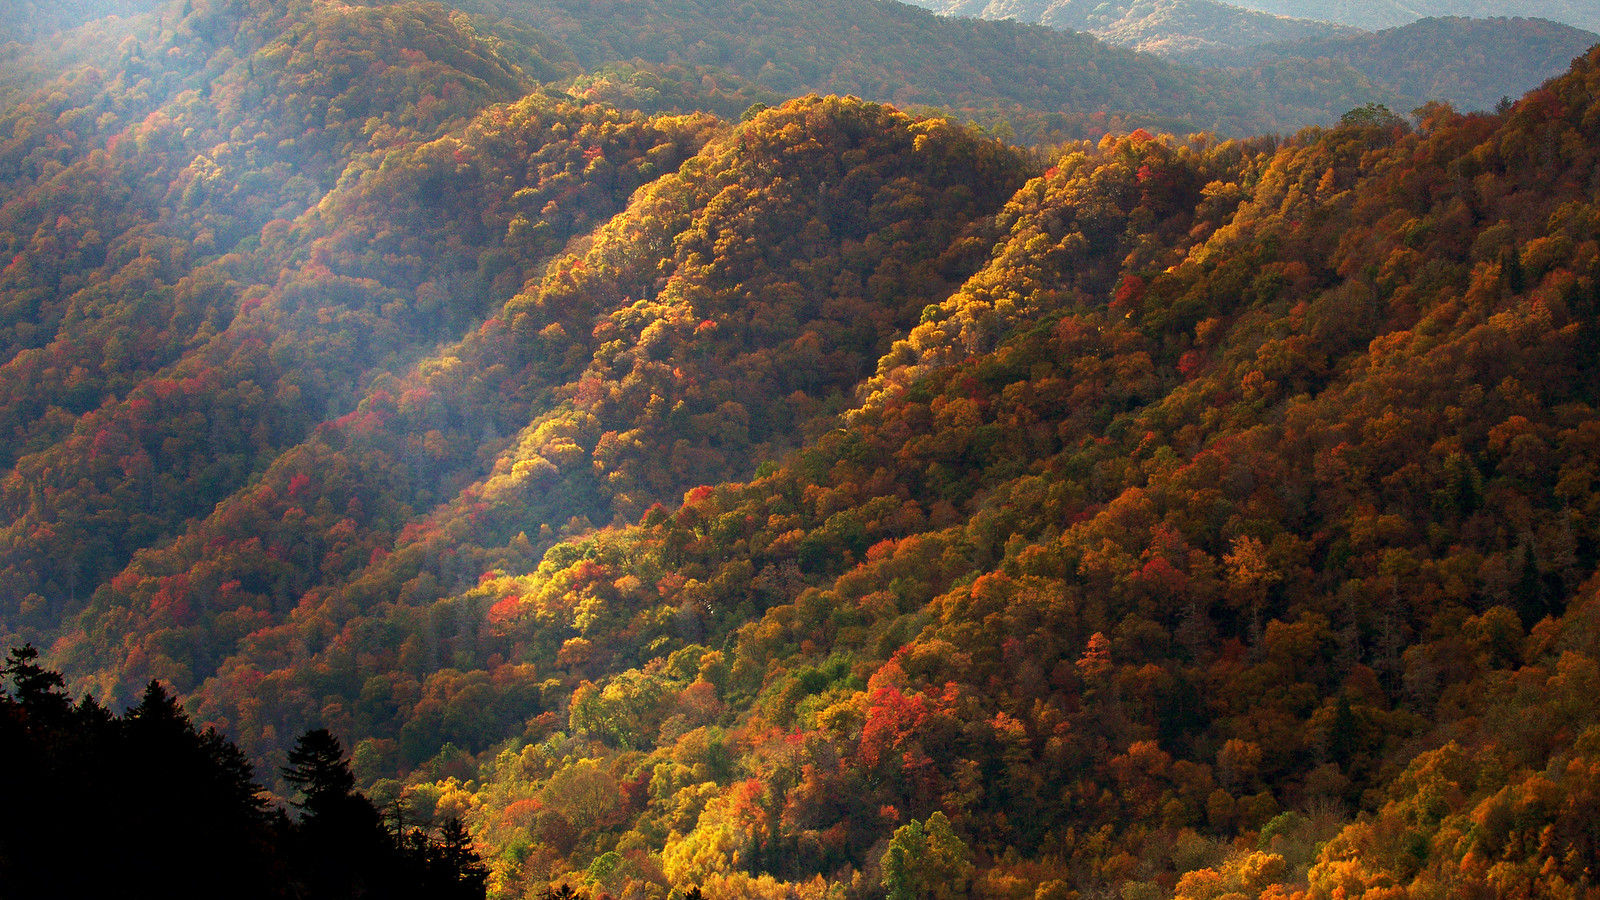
881,812,974,900
1337,102,1407,130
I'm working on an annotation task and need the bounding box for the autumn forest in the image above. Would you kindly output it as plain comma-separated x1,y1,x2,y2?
3,0,1600,898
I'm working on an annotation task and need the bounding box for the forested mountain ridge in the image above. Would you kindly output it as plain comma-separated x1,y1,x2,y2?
8,1,1600,899
60,94,1032,729
0,0,1412,670
0,0,608,642
384,49,1600,899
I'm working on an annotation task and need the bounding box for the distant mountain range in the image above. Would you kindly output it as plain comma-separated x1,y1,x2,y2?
911,0,1361,62
1225,0,1600,32
1225,15,1600,111
445,0,1415,135
904,0,1599,112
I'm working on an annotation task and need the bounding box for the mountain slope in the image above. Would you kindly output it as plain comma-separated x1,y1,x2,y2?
0,0,1412,667
314,47,1600,899
0,0,589,640
64,95,1031,742
57,44,1600,900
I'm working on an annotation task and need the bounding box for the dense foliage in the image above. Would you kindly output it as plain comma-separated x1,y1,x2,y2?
370,50,1600,899
59,94,1031,766
7,1,1600,899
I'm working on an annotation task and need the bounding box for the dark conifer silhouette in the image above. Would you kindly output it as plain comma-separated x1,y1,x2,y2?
283,728,360,812
0,650,487,900
436,816,492,895
1,644,69,716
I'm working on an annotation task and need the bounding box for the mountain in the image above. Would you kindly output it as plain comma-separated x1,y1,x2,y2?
60,91,1032,722
0,0,1406,676
900,0,1598,116
1226,15,1600,111
0,0,1413,686
394,51,1600,899
1223,0,1600,32
902,0,1362,63
9,0,1600,899
452,0,1398,137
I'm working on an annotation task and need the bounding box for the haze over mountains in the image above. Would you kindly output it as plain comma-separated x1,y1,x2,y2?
1231,14,1600,111
913,0,1600,40
6,0,1600,899
451,0,1394,135
907,0,1362,59
905,0,1599,111
1228,0,1600,32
